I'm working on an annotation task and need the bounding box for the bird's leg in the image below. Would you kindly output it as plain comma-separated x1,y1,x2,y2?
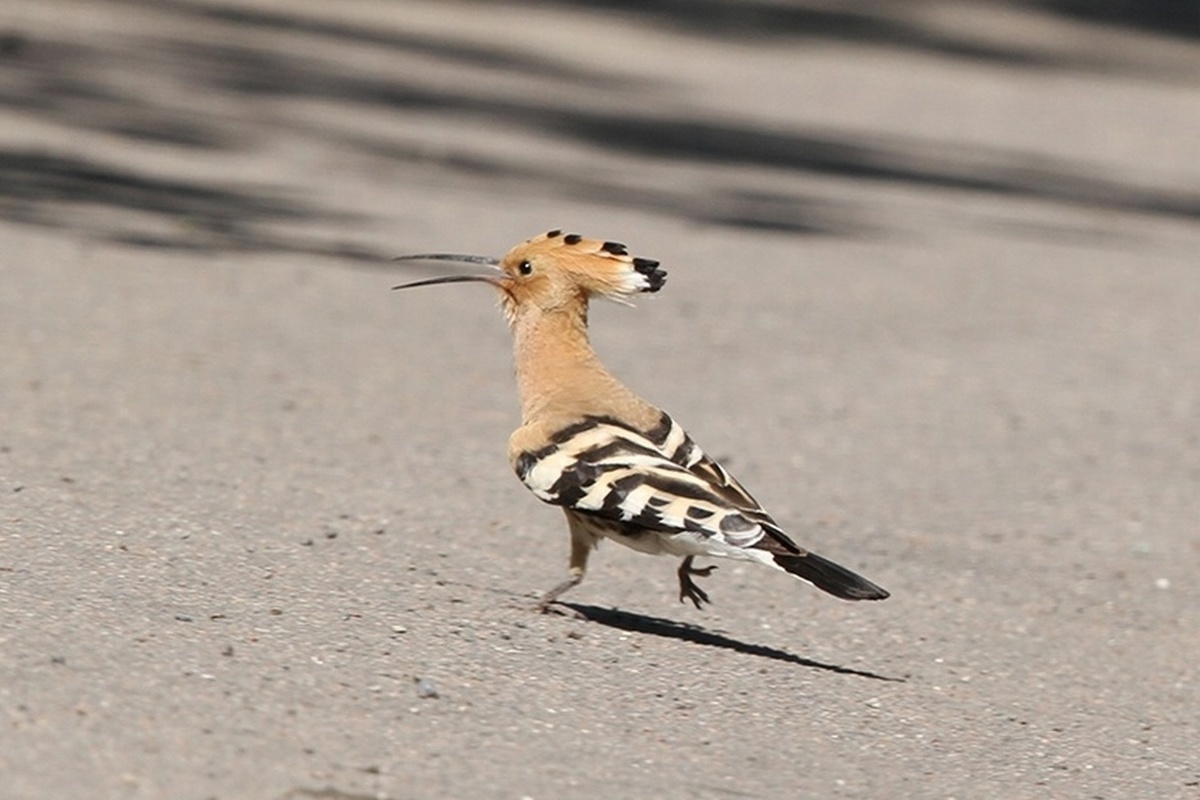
678,556,717,609
536,569,584,615
536,523,593,616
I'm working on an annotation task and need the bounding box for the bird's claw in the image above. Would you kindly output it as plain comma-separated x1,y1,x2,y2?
536,599,588,620
678,558,717,609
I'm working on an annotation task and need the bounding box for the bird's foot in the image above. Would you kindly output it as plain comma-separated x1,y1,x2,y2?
534,571,586,618
536,599,589,620
677,556,717,609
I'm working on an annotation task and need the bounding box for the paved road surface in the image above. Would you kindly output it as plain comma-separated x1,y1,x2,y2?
2,2,1198,798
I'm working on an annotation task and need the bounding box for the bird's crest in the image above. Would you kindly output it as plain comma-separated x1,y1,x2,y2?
502,230,666,302
394,230,666,323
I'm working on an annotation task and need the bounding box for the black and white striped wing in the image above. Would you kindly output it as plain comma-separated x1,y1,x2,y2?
514,415,787,550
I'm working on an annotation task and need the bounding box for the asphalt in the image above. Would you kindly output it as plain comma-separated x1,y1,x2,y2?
1,2,1199,798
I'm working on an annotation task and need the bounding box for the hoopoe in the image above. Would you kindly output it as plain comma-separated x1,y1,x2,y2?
394,230,889,612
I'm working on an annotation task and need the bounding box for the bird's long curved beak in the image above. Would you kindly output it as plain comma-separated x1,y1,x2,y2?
391,274,502,290
391,253,503,291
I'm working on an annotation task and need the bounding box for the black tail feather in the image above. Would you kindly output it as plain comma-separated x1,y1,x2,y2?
774,551,889,601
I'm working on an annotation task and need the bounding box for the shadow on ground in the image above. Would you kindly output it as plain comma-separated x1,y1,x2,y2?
0,149,381,260
564,603,905,682
1029,0,1199,39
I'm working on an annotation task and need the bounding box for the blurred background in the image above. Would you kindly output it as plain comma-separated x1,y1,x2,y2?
2,0,1196,260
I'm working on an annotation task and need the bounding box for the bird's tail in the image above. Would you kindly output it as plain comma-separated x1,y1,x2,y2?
774,551,890,601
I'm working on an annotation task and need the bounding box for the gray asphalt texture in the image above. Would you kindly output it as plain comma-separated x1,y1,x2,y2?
2,2,1199,799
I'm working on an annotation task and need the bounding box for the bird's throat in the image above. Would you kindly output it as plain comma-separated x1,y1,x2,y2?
511,304,649,428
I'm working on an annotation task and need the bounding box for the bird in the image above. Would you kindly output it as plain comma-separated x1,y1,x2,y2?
393,230,889,613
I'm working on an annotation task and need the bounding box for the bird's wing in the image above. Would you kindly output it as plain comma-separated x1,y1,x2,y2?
514,415,801,553
654,417,763,511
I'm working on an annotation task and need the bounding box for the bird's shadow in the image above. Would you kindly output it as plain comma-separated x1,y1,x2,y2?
560,602,904,682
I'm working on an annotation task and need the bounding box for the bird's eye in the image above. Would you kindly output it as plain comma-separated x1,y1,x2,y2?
518,260,533,276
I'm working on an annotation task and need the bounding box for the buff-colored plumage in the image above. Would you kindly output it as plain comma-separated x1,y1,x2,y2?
394,230,888,613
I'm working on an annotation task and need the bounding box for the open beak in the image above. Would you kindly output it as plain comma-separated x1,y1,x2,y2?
392,253,504,291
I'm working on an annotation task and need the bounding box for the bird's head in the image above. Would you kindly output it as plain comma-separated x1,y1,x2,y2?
393,230,666,324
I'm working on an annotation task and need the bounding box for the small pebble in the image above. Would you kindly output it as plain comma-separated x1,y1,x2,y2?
415,678,439,699
1155,578,1170,590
